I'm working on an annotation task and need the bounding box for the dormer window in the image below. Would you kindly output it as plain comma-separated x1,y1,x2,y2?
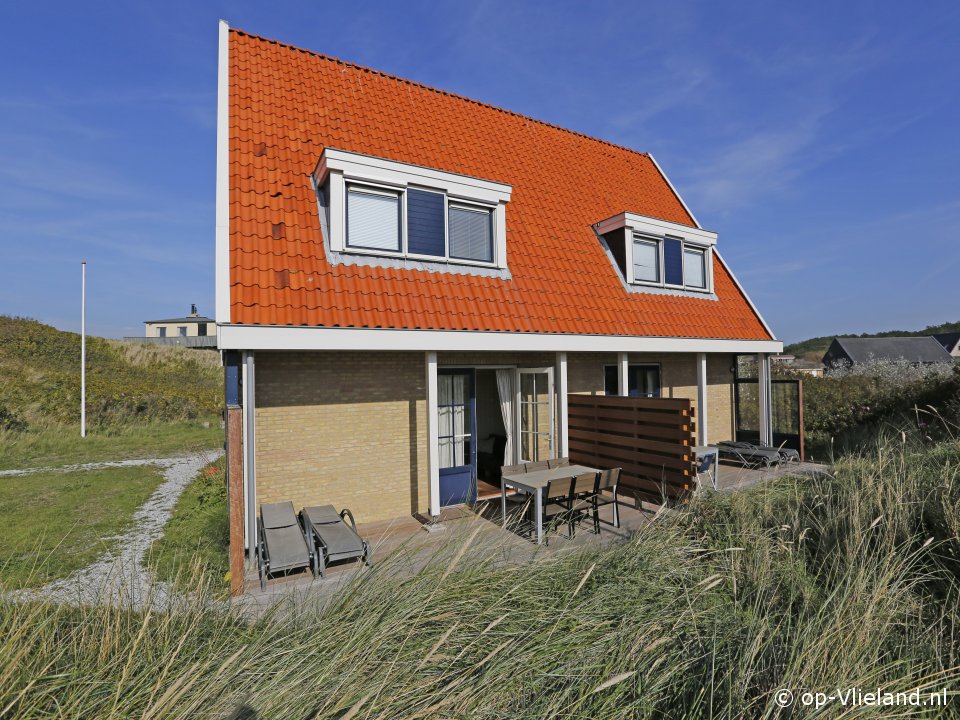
346,185,402,252
315,149,511,269
597,212,717,295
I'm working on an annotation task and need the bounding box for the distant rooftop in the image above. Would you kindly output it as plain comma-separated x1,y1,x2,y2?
825,336,953,365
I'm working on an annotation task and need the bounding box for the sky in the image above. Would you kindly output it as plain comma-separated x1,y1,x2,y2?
1,1,958,343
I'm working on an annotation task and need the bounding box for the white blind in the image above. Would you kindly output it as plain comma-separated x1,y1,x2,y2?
632,238,659,282
347,188,400,251
449,205,493,262
683,248,706,288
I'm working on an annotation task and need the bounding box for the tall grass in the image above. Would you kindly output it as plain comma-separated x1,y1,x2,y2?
2,436,959,718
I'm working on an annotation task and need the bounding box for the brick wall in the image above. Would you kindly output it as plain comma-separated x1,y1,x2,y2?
567,351,736,444
254,351,429,524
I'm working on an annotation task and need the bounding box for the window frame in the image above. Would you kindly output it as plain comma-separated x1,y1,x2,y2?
682,245,707,290
627,232,712,294
334,180,501,268
344,181,405,256
602,362,662,398
447,199,496,265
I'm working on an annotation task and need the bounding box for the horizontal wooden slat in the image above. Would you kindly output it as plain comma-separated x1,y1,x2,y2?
567,393,696,501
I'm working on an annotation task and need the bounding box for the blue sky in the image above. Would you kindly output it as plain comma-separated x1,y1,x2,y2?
1,1,957,343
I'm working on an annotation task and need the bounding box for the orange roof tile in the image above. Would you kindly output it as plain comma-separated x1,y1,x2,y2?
227,29,773,340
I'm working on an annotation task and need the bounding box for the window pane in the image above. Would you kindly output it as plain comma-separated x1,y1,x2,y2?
347,187,400,251
632,239,659,282
449,205,493,262
603,366,618,395
663,238,684,285
684,248,706,288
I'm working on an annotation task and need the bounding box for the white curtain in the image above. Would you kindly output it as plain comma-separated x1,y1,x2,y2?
496,369,514,465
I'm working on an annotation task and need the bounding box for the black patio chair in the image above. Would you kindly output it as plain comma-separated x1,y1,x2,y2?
592,467,621,529
300,505,372,577
257,501,313,590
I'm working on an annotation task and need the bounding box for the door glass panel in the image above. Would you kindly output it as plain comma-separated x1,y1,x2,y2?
518,369,553,462
438,373,472,469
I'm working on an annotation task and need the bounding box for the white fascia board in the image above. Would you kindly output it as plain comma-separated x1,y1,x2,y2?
314,148,512,205
646,153,702,230
713,249,778,341
214,20,231,325
218,324,782,354
596,212,717,246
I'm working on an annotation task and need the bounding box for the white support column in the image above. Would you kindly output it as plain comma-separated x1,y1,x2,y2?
242,351,257,555
757,353,773,446
696,352,708,446
426,351,440,518
617,352,629,396
556,352,568,457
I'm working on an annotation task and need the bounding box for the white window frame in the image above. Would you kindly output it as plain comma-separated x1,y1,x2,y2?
596,212,717,294
344,182,404,256
447,199,497,265
683,245,708,290
315,148,511,269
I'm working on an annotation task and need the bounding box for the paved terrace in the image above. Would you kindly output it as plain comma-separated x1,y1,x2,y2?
241,460,827,608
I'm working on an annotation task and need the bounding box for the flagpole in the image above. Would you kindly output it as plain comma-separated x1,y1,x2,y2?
81,260,86,438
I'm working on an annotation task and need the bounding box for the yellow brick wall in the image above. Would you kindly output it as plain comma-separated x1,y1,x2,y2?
566,352,736,443
254,351,429,524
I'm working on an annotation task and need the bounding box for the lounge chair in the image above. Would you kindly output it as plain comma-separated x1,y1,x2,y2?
301,505,372,577
716,441,781,468
257,501,313,590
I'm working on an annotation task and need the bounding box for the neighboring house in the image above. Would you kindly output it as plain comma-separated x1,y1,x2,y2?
822,337,952,367
126,305,217,347
771,354,824,378
214,24,782,559
934,332,960,358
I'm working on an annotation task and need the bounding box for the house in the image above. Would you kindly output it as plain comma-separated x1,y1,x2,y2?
213,23,782,578
934,332,960,358
771,355,824,378
128,305,217,347
822,336,952,367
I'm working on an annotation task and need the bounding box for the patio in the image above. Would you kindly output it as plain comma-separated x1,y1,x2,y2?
241,459,826,605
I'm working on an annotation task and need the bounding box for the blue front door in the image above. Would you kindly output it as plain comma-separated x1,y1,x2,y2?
438,369,477,506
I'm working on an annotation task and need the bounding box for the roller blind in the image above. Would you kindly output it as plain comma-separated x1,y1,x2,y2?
449,205,493,262
632,238,660,282
346,187,400,251
683,247,706,289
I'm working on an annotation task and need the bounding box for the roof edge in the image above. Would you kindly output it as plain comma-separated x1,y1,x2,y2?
713,249,777,341
230,27,661,166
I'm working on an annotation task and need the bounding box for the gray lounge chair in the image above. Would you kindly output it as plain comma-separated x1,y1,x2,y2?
717,441,781,468
257,501,313,590
301,505,372,577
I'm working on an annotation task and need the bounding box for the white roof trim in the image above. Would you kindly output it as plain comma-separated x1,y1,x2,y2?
595,212,717,246
215,20,231,324
218,324,782,354
314,148,512,205
713,249,778,340
647,153,702,229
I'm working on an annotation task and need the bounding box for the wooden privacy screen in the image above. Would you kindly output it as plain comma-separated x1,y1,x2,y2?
567,394,696,501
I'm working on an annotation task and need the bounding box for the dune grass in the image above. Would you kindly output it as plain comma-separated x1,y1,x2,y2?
1,436,959,717
0,465,166,588
148,456,229,594
0,419,223,470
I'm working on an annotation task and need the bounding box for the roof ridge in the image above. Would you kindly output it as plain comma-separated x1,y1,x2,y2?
230,27,653,162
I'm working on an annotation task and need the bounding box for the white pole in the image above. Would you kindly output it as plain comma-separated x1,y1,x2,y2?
81,260,86,438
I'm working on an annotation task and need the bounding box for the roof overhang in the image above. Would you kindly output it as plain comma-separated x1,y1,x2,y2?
314,148,512,205
218,324,782,354
595,212,717,246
